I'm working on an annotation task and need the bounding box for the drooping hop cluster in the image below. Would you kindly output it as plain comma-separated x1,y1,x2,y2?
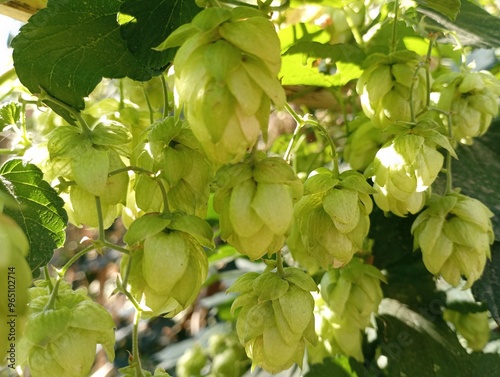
228,268,318,373
0,213,32,360
47,122,131,228
157,7,286,163
356,51,427,128
121,213,212,317
411,193,494,289
444,307,490,351
18,280,115,377
214,155,303,260
206,332,249,377
288,168,375,272
343,117,390,172
365,120,456,217
308,258,385,363
433,70,500,143
130,118,213,217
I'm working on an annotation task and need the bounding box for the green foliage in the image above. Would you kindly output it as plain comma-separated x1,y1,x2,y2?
0,159,67,274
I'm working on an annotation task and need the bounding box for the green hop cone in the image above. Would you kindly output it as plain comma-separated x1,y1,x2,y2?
0,213,32,364
228,267,318,373
177,344,207,377
356,51,427,129
343,117,390,172
320,258,386,329
443,307,490,351
433,70,500,143
365,120,456,217
18,280,115,377
307,292,364,363
119,366,172,377
121,213,212,317
208,332,249,377
288,168,375,271
411,193,494,289
214,155,303,260
159,7,285,163
129,118,213,217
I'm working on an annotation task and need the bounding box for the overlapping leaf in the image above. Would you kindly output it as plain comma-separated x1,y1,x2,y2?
0,159,67,274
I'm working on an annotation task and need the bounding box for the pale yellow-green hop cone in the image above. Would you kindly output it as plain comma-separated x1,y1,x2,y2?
176,343,207,377
307,292,364,363
207,332,249,377
343,117,391,172
214,154,303,260
227,268,318,373
147,118,214,217
365,119,456,217
121,213,212,317
411,193,494,289
356,50,427,129
289,168,375,269
157,7,285,164
17,280,115,377
320,258,386,329
433,70,500,143
443,307,490,351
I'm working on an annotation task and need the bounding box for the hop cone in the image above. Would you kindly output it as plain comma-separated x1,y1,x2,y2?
411,193,494,289
228,268,318,373
307,293,364,363
214,155,303,260
357,51,427,129
366,120,456,217
288,168,375,271
160,7,286,163
121,213,212,317
433,70,500,143
343,117,390,172
18,280,115,377
320,258,386,329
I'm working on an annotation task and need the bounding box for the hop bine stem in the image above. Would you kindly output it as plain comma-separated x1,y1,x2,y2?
390,0,400,54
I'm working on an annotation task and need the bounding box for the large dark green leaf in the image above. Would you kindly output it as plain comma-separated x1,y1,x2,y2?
11,0,155,116
377,299,476,377
119,0,200,73
369,206,416,269
415,0,461,21
0,159,67,275
306,356,358,377
418,0,500,48
471,242,500,325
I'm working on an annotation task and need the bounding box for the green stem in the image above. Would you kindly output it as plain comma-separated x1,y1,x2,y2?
424,35,436,110
283,104,304,162
38,89,92,134
119,80,125,111
122,254,133,288
95,196,106,241
276,251,285,277
445,113,454,194
44,278,62,310
154,176,170,215
108,166,155,177
408,62,425,123
390,0,400,54
143,85,155,125
132,310,147,377
161,73,170,120
102,241,130,255
343,8,364,47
